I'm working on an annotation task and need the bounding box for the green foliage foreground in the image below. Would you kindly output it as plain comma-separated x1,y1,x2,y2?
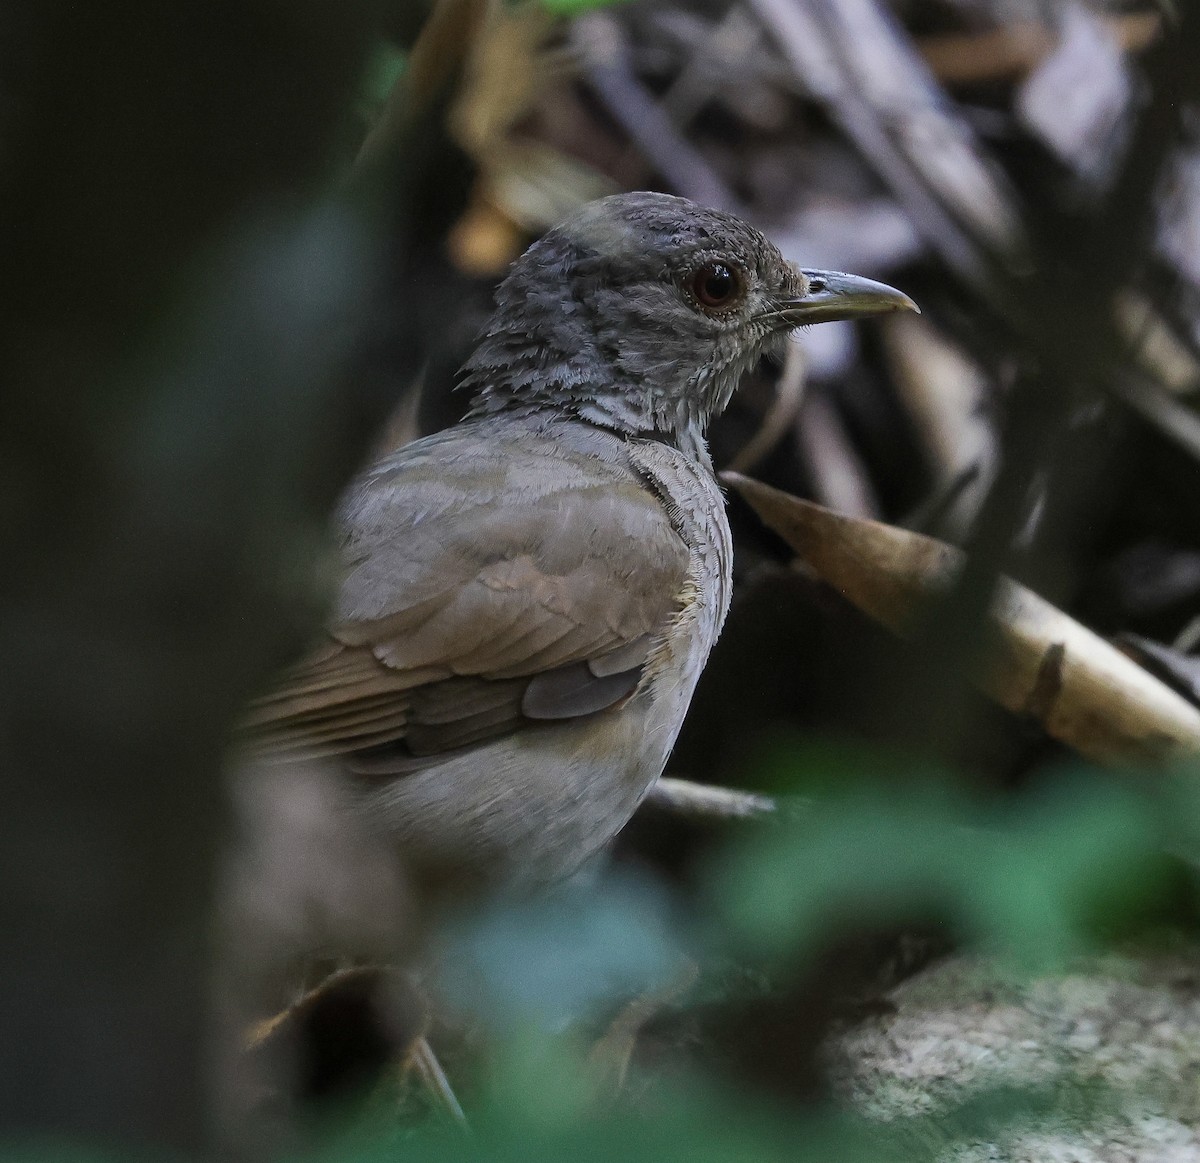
6,750,1199,1160
308,753,1194,1161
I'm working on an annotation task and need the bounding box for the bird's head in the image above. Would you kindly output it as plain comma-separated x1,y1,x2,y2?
462,191,917,449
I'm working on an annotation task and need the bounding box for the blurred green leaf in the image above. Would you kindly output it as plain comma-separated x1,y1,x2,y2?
438,869,687,1031
712,765,1166,973
357,40,407,109
0,1149,123,1163
316,1067,921,1163
539,0,629,15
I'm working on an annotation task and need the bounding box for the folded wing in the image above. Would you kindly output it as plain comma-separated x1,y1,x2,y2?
242,424,689,771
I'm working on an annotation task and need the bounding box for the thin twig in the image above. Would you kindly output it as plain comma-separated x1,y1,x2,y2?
728,339,807,474
410,1036,469,1130
649,777,776,819
572,11,744,212
796,386,881,520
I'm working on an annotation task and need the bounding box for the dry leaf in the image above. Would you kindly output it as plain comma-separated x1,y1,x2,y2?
724,473,1200,765
246,966,427,1105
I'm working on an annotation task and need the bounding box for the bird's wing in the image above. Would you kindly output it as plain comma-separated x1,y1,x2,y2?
241,425,690,770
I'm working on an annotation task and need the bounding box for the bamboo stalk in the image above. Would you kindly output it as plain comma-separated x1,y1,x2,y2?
725,473,1200,765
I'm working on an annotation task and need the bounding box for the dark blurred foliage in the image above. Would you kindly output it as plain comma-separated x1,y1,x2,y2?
0,0,472,1153
7,0,1200,1159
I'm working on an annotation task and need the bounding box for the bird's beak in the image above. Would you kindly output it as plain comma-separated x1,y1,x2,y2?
772,270,919,326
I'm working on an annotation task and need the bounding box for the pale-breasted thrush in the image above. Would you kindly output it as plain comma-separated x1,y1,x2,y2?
243,191,917,895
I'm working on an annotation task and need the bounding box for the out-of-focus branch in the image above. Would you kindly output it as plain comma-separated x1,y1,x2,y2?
649,777,777,819
725,476,1200,765
878,5,1200,760
0,2,472,1154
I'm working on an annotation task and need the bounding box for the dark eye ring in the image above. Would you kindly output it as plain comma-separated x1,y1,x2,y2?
691,262,743,310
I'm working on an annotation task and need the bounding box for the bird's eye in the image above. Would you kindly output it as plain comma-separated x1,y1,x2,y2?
690,262,743,310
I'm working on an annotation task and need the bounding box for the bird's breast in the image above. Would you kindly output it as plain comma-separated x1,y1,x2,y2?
624,441,732,778
628,440,733,680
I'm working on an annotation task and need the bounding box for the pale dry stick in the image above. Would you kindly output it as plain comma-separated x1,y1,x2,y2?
648,777,776,819
604,8,752,204
1115,291,1200,395
794,386,882,520
411,1036,469,1129
725,474,1200,765
918,12,1162,87
882,312,996,536
571,10,743,213
1172,615,1200,654
1117,634,1200,703
587,960,700,1097
901,463,981,536
1015,4,1135,185
728,338,807,474
747,0,1023,287
882,313,994,492
821,0,1026,258
646,6,809,102
1109,374,1200,464
655,5,765,129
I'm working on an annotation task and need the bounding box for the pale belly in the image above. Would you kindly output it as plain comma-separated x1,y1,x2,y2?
357,433,733,892
357,641,709,889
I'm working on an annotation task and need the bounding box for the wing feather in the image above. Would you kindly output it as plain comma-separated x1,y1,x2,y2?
242,422,689,765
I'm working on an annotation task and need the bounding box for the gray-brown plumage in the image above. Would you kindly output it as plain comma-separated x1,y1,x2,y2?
243,191,916,892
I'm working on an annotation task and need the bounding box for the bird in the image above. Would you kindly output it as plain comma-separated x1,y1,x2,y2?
241,191,917,904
